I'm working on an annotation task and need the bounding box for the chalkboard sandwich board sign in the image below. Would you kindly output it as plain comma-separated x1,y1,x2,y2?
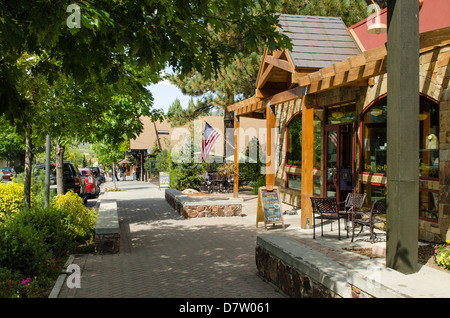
159,172,170,188
256,186,285,230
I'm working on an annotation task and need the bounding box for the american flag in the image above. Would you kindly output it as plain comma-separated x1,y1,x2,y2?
201,122,220,162
328,131,338,148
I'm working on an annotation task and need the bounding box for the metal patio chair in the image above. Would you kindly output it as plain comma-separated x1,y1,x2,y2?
339,193,366,229
310,197,348,240
351,198,386,242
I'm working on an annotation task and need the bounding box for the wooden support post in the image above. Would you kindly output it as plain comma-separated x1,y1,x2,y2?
386,0,419,274
233,115,239,198
266,103,276,189
301,96,314,229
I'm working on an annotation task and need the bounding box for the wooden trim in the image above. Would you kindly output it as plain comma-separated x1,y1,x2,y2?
269,86,305,106
349,28,365,52
256,50,286,89
235,100,266,116
227,96,261,112
264,55,293,73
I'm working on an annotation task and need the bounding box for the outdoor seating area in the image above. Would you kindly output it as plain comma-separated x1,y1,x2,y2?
310,193,386,243
199,172,247,194
351,198,387,243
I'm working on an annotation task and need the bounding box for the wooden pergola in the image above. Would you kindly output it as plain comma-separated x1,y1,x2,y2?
228,25,450,230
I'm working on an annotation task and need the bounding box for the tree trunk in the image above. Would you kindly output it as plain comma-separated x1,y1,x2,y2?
55,139,65,195
23,126,34,208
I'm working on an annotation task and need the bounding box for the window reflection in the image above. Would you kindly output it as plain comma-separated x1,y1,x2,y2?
287,115,301,166
361,96,439,177
361,183,387,206
287,173,301,191
362,103,387,173
419,191,438,220
419,97,439,178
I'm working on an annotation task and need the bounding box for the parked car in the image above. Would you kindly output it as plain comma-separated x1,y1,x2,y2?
0,167,16,181
78,167,100,199
34,161,87,202
87,166,104,184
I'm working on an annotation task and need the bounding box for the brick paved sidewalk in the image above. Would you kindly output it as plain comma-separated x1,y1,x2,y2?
57,181,286,298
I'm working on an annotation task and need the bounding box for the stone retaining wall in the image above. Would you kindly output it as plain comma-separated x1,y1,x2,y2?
255,245,342,298
256,235,450,298
165,189,242,218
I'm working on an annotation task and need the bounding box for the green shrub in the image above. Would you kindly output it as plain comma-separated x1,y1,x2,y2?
170,161,206,190
155,149,170,174
250,176,266,195
14,206,75,257
0,217,52,276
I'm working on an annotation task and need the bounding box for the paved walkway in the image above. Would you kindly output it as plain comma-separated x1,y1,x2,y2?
58,180,296,298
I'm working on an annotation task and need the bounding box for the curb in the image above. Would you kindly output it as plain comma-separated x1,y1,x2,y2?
48,254,75,298
48,188,105,298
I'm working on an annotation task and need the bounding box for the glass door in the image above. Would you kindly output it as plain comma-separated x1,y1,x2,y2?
325,124,354,201
326,128,338,198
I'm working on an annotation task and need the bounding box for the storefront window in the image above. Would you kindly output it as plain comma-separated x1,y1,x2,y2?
361,183,387,206
287,173,301,191
420,97,439,178
362,96,439,177
287,115,301,166
419,191,439,221
362,101,387,173
313,117,321,170
327,104,356,124
313,176,321,196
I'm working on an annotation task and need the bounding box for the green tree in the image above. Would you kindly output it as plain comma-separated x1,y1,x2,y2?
155,149,171,174
1,1,292,204
166,98,184,123
0,115,25,167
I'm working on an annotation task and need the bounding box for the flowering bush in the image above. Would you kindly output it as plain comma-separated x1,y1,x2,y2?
435,240,450,270
0,267,52,298
0,183,34,222
52,190,97,243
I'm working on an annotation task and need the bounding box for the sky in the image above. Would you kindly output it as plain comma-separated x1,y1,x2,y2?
147,78,200,115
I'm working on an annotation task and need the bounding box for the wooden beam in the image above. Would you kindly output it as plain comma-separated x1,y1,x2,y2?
294,26,448,96
238,112,265,119
419,26,450,50
300,96,313,230
265,104,276,188
307,56,386,94
264,55,293,73
258,64,273,89
256,50,286,89
235,100,267,116
269,86,306,106
227,96,261,113
233,115,239,198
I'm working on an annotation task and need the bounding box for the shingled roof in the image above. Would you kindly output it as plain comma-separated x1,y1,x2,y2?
277,14,361,69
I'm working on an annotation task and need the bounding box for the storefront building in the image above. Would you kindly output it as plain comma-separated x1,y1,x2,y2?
228,2,450,242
